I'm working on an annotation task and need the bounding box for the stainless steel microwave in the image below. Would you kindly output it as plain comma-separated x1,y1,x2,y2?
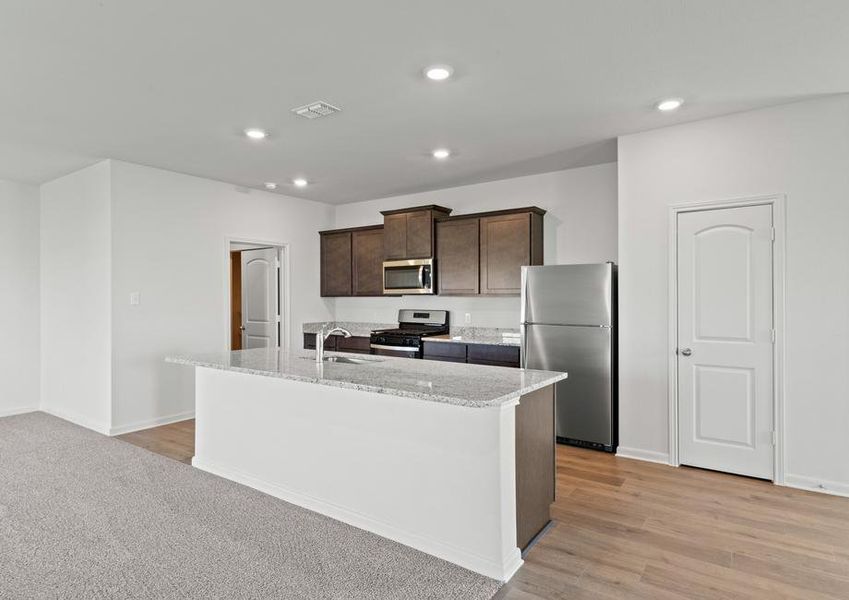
383,258,435,295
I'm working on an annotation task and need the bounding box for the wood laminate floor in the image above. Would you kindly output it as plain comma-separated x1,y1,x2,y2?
117,419,195,464
119,420,849,599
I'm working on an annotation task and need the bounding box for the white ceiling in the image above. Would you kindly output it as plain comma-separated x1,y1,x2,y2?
1,1,847,204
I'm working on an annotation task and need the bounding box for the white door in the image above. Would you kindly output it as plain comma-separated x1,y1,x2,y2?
241,248,279,349
677,204,774,479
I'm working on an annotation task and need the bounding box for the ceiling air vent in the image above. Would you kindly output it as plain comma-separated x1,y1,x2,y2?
291,101,341,119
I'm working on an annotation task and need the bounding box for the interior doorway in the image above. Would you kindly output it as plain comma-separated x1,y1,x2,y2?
668,196,785,483
228,241,285,351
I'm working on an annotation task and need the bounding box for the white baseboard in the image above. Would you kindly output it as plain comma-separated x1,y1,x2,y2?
40,406,111,435
192,456,522,582
108,410,195,436
783,474,849,498
616,446,671,465
0,406,38,419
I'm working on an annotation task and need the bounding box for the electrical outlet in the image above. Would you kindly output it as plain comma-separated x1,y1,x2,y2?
464,313,472,324
129,291,141,306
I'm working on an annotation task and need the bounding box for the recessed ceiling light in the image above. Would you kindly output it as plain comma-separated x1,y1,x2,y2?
244,128,268,140
432,148,451,159
264,182,278,190
424,65,454,81
293,178,308,188
656,98,684,112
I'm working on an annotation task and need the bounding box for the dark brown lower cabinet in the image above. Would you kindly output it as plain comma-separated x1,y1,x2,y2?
422,341,520,368
336,336,371,353
467,344,520,368
303,333,332,350
421,341,467,362
303,333,370,353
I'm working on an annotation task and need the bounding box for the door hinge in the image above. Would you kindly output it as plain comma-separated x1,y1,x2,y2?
770,329,776,343
772,431,777,445
770,227,776,242
275,258,281,268
276,314,282,323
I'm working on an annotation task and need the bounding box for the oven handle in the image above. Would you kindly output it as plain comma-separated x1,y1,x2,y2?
370,344,420,353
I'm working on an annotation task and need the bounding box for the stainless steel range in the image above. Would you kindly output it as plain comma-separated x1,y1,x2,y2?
369,309,449,358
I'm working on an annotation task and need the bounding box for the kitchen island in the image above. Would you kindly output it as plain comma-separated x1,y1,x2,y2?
167,348,567,582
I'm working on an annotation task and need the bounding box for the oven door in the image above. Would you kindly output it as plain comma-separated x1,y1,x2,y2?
383,258,434,295
370,344,422,358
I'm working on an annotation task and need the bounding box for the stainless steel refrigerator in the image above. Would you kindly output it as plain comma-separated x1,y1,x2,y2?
521,263,617,452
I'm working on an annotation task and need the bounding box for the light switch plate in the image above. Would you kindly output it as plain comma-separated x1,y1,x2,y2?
129,291,141,306
464,312,471,324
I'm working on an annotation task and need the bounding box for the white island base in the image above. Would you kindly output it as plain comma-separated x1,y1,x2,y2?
187,361,560,582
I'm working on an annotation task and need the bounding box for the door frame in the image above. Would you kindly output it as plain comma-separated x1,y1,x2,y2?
224,236,291,353
666,194,786,483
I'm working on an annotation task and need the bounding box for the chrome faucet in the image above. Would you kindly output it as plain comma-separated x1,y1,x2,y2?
315,326,352,362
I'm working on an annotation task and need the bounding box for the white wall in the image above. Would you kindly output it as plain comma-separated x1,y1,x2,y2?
0,179,40,417
618,95,849,493
109,161,334,433
332,163,618,328
40,161,112,432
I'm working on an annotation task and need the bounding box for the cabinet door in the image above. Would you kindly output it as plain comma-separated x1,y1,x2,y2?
405,210,433,258
320,232,352,296
303,333,336,350
480,212,531,295
467,344,520,368
352,228,384,296
383,213,407,259
336,336,372,353
422,341,467,362
436,218,480,295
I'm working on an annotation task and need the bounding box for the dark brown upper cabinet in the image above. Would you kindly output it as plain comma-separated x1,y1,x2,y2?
352,226,384,296
436,217,480,295
320,225,385,297
381,205,452,260
320,231,352,297
480,209,544,294
436,207,545,296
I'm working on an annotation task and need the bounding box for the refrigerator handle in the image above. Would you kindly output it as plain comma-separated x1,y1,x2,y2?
519,266,528,369
519,266,528,325
520,323,528,369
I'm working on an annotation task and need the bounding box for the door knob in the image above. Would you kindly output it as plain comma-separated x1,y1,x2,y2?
239,326,246,331
680,348,692,356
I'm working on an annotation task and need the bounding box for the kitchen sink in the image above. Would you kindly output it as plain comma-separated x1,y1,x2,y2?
302,356,383,365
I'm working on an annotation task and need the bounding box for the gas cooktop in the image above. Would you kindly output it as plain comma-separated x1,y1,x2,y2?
369,310,449,356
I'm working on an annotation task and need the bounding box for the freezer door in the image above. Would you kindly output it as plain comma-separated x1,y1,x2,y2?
522,264,613,327
523,323,613,446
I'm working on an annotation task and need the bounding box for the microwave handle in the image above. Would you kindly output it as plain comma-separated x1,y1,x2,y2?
418,266,425,288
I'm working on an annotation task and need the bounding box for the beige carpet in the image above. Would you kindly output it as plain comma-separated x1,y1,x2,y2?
0,412,501,599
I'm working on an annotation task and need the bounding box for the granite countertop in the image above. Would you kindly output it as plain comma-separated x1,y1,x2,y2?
167,348,566,409
425,327,522,347
303,322,395,337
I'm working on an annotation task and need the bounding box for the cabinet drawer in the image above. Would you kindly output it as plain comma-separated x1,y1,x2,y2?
336,336,371,353
467,344,520,367
422,341,467,360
